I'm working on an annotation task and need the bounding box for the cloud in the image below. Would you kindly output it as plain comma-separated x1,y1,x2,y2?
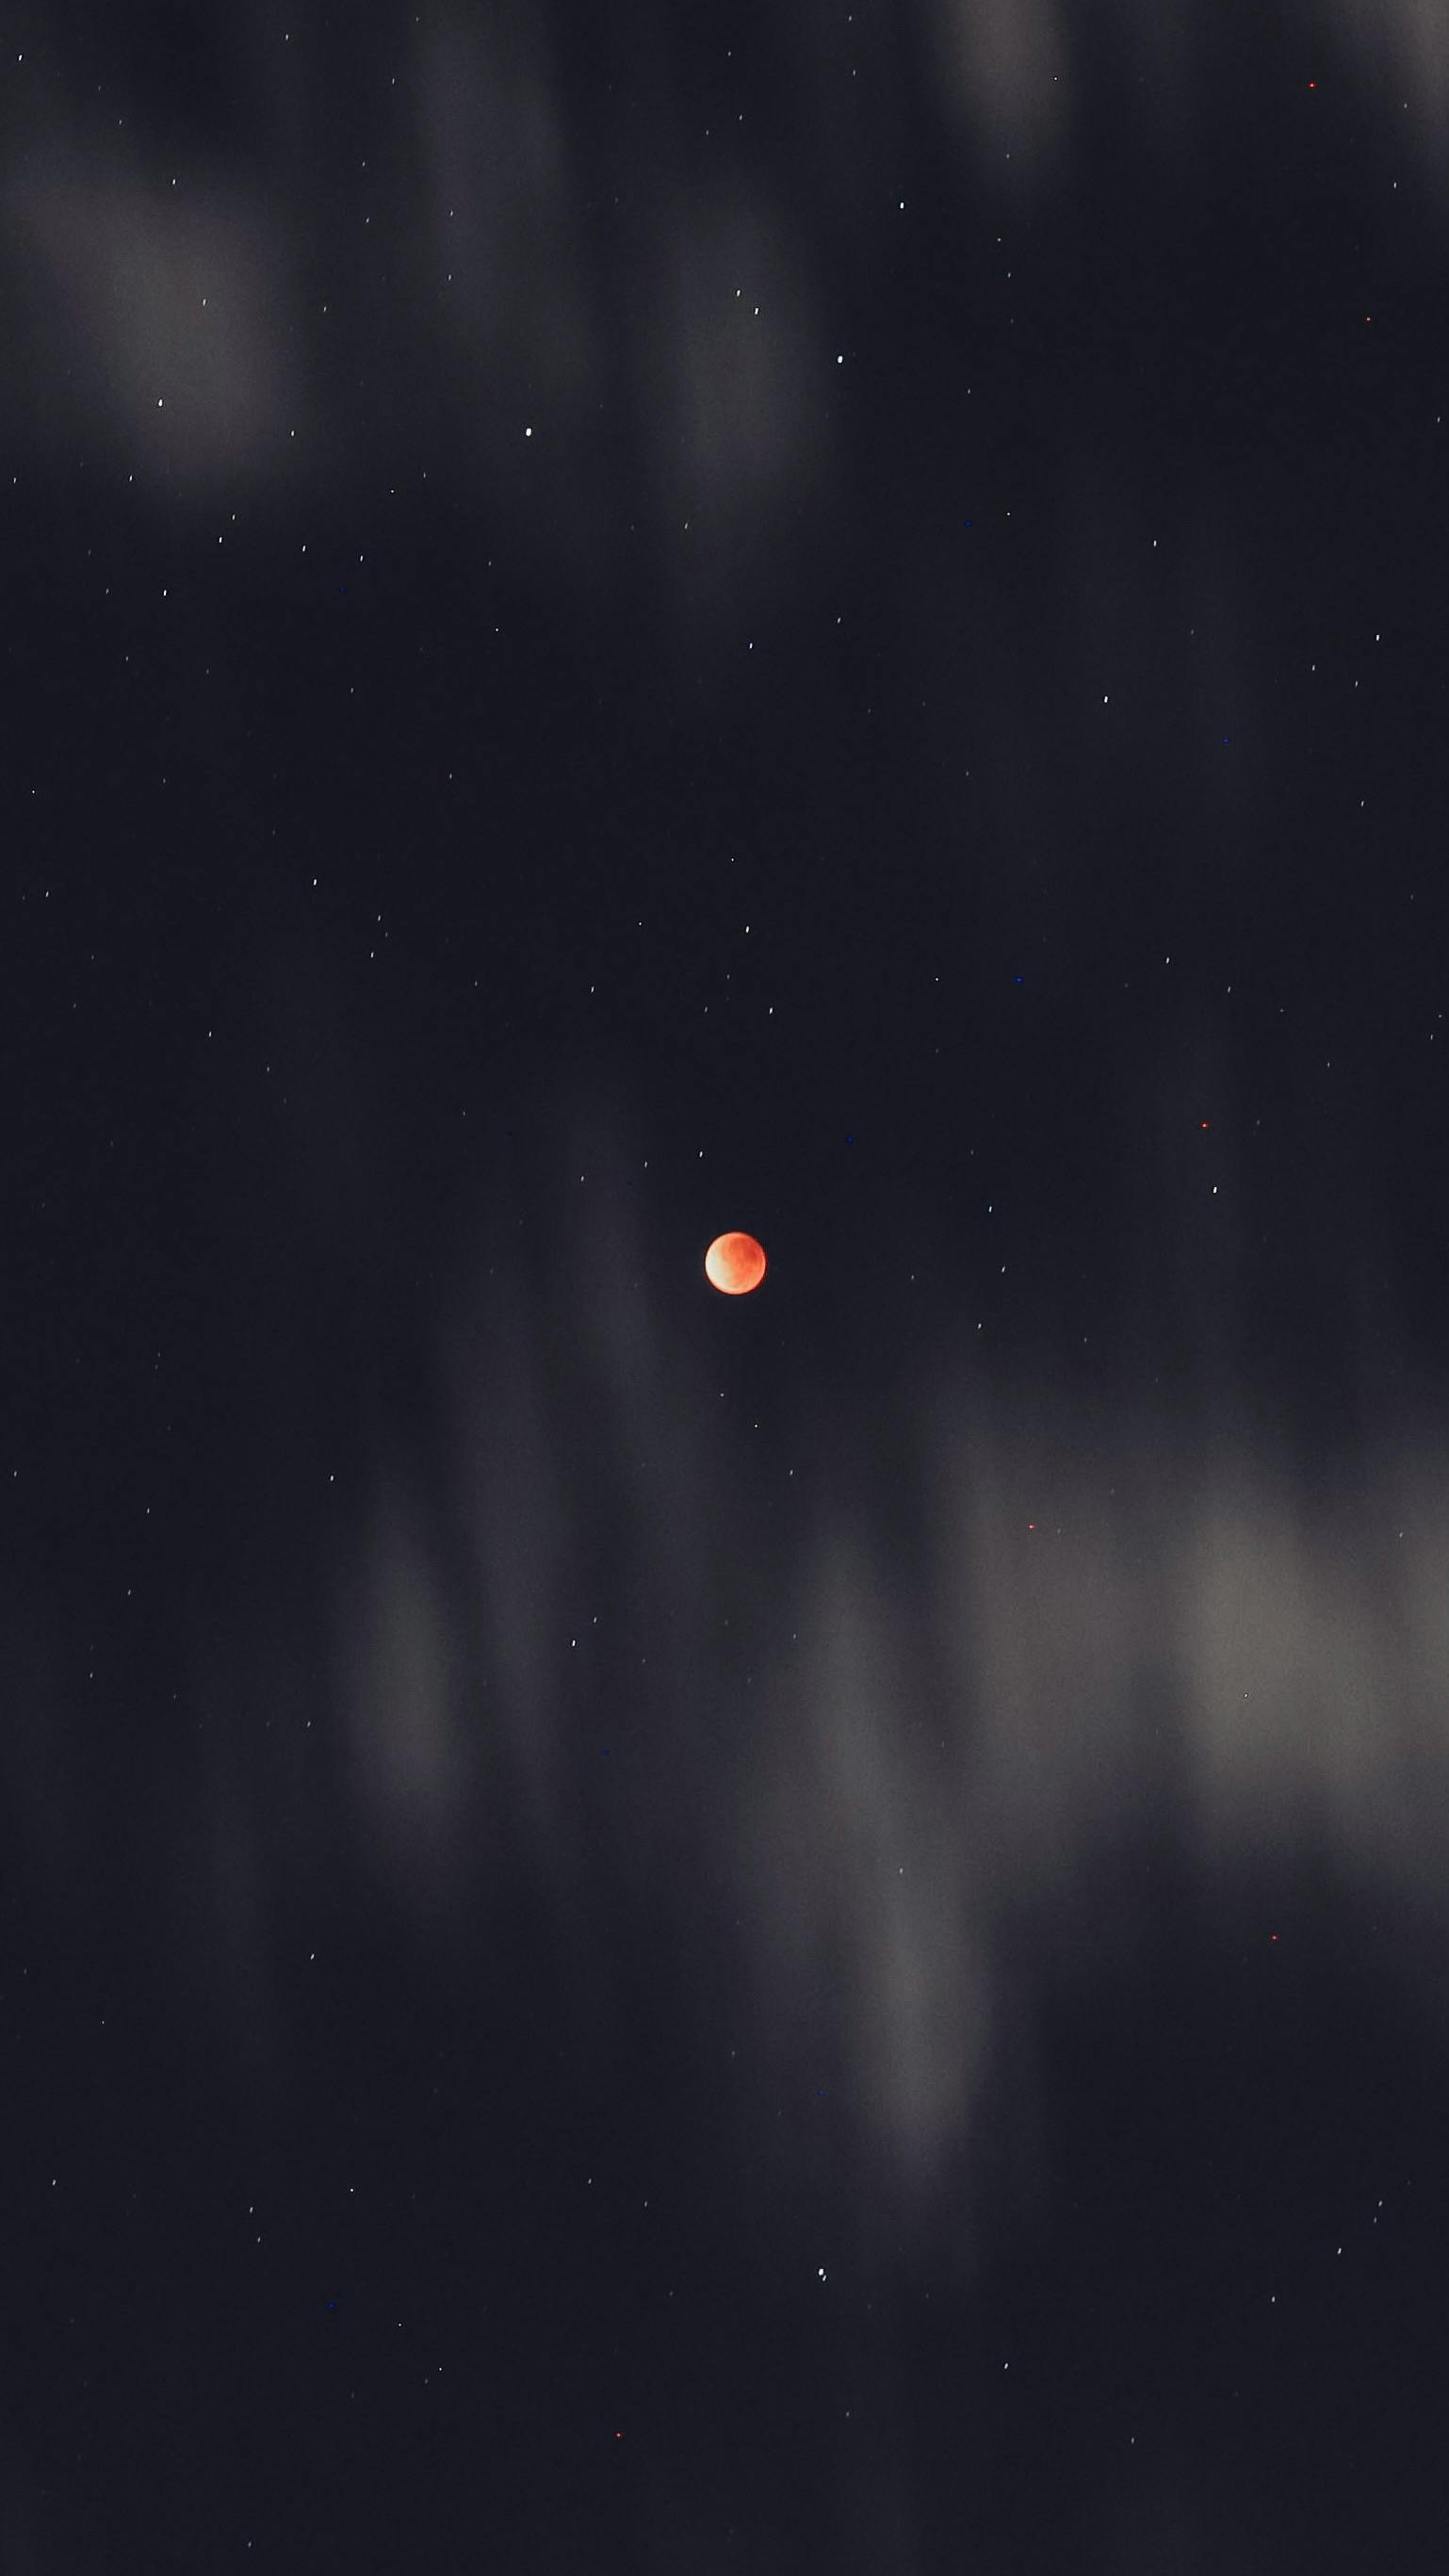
7,148,306,483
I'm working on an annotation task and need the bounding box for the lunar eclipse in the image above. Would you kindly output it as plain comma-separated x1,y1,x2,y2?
704,1231,767,1295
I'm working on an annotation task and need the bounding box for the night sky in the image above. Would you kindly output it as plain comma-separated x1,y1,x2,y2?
6,5,1449,2568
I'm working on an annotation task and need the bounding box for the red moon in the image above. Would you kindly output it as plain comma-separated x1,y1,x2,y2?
704,1231,767,1296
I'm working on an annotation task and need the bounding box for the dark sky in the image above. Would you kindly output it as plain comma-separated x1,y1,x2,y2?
5,4,1449,2568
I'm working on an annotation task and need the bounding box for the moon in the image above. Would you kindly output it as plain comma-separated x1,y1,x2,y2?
704,1231,767,1296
